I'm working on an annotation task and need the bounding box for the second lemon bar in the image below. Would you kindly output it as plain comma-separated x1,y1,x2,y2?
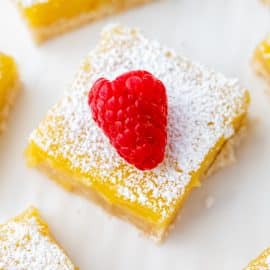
15,0,152,43
26,25,250,241
0,207,77,269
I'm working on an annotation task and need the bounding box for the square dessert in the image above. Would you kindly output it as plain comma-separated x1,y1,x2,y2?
245,247,270,270
0,53,20,133
26,25,250,241
0,207,77,269
15,0,152,43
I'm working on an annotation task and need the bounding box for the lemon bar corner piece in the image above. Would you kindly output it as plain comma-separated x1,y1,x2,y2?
0,206,77,269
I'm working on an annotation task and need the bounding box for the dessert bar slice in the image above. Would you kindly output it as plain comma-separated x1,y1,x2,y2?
0,207,77,269
26,25,250,241
0,53,20,133
15,0,152,43
245,247,270,270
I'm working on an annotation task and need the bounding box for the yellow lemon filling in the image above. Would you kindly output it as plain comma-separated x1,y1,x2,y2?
25,111,248,237
18,0,113,28
0,53,19,131
254,36,270,78
0,54,17,110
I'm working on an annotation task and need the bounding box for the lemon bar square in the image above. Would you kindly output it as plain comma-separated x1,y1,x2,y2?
245,247,270,270
0,53,20,133
26,25,250,241
0,207,77,269
253,35,270,83
15,0,152,43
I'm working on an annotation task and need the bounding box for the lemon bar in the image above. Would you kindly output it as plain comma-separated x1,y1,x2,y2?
15,0,152,43
26,25,250,241
0,207,77,269
0,53,20,133
253,35,270,83
245,247,270,270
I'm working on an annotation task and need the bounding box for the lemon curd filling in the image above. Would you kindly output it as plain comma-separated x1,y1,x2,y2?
26,25,250,241
26,114,247,236
0,53,19,132
0,207,77,269
253,36,270,80
18,0,112,27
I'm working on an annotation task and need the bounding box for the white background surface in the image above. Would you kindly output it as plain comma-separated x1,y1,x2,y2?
0,0,270,269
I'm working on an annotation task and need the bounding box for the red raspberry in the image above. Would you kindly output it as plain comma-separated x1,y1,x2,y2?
88,70,168,170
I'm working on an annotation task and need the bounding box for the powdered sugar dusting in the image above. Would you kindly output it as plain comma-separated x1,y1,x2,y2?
0,208,75,270
29,25,248,221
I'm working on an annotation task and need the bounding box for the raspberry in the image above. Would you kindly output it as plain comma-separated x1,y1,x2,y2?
88,70,168,170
